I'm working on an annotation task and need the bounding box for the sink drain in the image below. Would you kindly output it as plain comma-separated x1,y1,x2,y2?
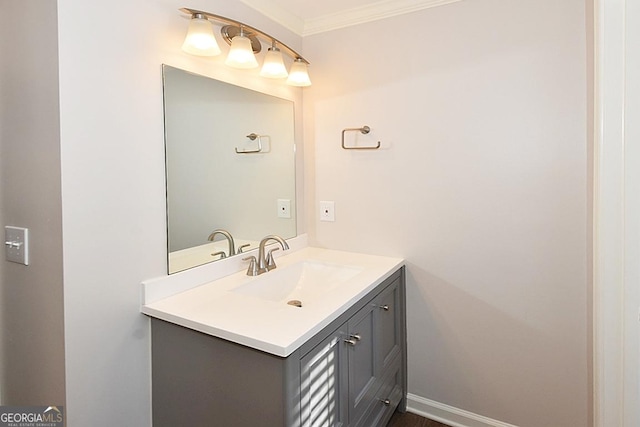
287,300,303,308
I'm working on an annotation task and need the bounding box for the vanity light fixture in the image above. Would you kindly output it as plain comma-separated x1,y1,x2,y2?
180,8,311,86
287,58,313,87
224,26,259,69
260,43,288,79
181,13,221,56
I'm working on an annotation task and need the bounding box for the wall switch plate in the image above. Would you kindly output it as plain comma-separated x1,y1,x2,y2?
277,199,291,219
5,226,29,265
320,201,335,222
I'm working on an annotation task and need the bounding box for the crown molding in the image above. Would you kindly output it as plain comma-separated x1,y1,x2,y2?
240,0,463,37
303,0,463,36
238,0,306,35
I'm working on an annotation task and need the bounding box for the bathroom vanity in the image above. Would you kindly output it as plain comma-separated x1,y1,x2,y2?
155,65,406,426
142,247,406,427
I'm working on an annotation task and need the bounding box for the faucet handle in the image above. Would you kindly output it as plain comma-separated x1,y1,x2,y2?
211,251,227,259
237,243,251,254
243,256,258,276
266,248,280,271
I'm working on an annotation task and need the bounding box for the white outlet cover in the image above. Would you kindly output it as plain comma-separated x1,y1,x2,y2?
320,201,335,222
277,199,291,219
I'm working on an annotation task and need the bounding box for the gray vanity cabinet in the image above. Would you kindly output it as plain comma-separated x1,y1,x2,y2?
347,273,404,427
358,281,404,427
151,266,406,427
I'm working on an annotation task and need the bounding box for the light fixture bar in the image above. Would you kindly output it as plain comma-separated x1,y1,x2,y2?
179,8,310,65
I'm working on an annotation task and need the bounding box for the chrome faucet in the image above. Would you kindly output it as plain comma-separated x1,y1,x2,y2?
256,235,289,274
207,229,236,258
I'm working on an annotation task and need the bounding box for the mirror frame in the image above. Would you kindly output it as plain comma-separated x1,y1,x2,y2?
162,64,300,274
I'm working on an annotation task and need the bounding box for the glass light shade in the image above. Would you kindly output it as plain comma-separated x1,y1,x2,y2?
260,48,288,79
286,59,312,87
182,16,221,57
225,35,259,69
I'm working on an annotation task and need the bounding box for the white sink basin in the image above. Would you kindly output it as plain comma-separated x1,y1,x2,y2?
142,246,404,356
231,261,363,304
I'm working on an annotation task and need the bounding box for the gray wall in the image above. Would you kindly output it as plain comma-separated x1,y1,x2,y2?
0,0,66,407
0,0,593,426
55,0,303,425
304,1,589,426
3,0,302,424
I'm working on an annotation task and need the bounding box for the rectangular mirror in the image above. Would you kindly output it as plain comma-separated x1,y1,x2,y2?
163,65,296,274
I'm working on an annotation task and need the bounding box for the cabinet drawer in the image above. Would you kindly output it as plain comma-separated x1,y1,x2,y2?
357,357,403,427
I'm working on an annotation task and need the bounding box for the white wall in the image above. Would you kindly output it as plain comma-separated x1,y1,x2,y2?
593,0,640,425
622,1,640,417
0,0,66,408
303,1,589,426
623,3,640,423
55,0,302,425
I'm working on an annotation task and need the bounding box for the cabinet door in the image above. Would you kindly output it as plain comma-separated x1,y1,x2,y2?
347,303,378,427
300,327,348,427
375,277,402,373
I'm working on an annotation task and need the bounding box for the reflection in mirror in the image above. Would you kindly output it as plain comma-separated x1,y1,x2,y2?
163,65,296,274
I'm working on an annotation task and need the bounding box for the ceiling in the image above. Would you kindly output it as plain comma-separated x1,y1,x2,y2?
239,0,462,36
253,0,376,21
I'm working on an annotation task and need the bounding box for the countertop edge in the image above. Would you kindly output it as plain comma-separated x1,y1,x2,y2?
142,248,404,357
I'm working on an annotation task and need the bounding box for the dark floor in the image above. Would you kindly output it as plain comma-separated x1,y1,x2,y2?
388,410,451,427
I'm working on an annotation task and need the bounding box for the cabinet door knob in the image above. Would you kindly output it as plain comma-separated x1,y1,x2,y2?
378,304,390,311
344,333,361,346
381,398,391,406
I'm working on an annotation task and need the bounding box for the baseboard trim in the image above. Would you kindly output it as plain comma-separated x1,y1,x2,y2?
406,394,519,427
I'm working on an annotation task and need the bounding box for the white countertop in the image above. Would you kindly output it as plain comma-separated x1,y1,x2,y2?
142,247,403,357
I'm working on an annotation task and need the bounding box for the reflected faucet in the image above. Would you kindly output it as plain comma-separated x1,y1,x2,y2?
208,229,236,258
257,235,289,274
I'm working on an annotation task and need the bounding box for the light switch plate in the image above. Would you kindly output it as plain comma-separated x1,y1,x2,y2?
5,226,29,265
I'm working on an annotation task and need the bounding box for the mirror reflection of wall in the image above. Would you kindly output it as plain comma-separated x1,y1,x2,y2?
163,65,296,274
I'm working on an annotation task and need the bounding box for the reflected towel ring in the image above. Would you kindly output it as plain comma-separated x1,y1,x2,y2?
235,133,263,154
341,126,380,150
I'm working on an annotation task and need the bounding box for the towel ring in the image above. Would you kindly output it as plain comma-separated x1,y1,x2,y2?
341,126,381,150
